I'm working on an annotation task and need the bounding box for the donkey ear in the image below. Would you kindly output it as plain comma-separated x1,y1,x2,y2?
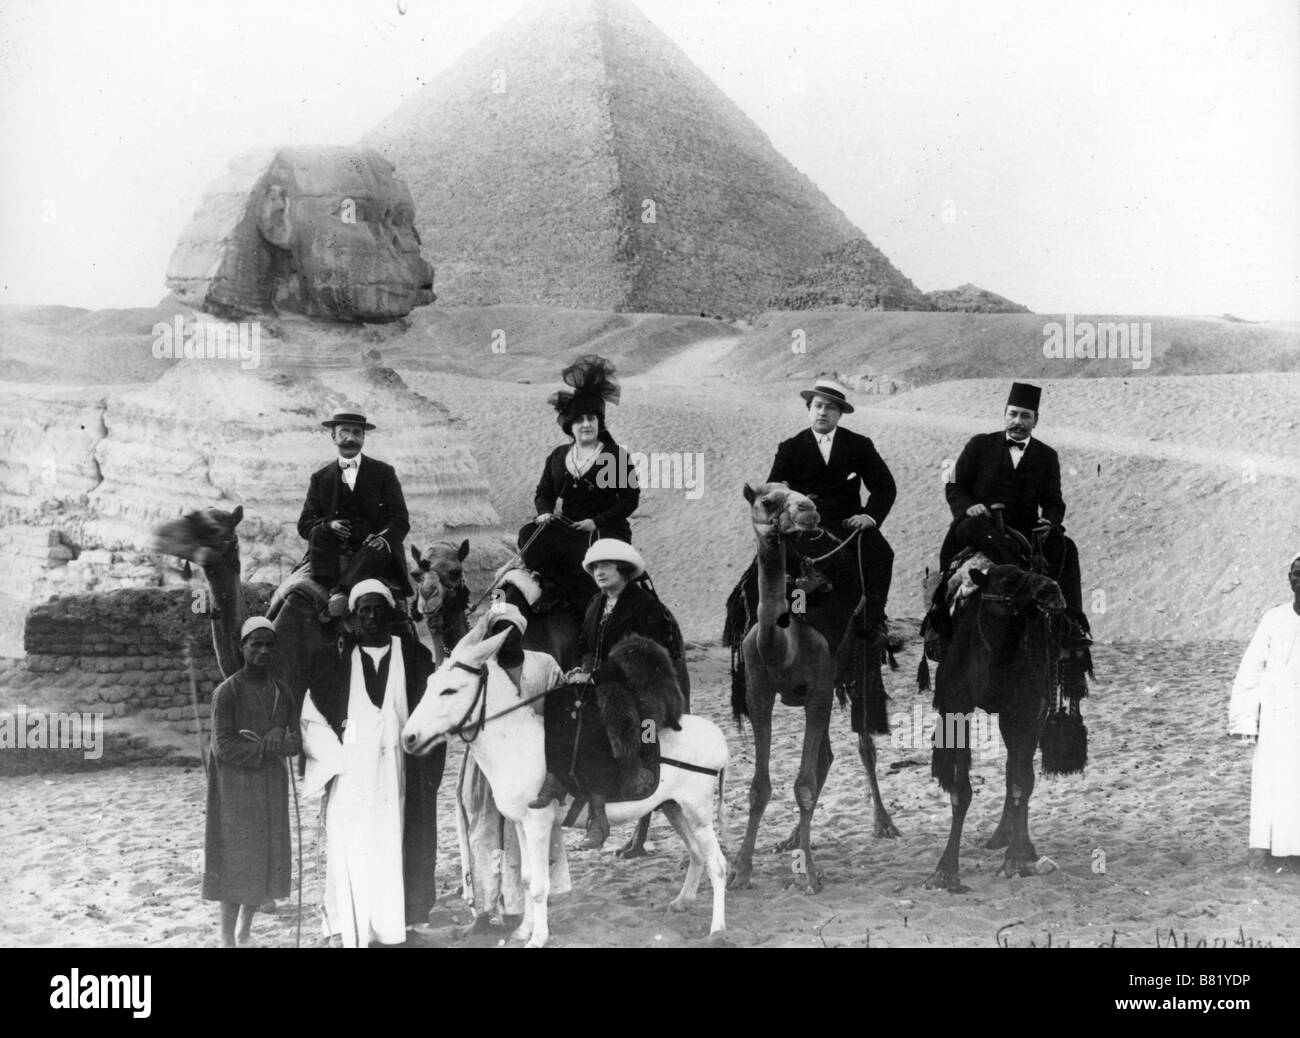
457,539,470,561
231,504,244,526
410,545,423,564
970,568,988,587
743,482,758,504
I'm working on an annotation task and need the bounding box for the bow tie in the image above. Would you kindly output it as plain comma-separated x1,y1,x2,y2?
339,458,357,470
1006,439,1027,450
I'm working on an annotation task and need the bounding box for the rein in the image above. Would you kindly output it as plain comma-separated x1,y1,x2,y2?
796,525,860,565
441,660,555,743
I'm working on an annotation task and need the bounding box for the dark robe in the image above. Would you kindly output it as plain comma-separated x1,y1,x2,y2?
304,634,445,925
203,671,301,904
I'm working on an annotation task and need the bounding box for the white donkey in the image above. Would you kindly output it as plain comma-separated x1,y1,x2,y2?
402,622,730,948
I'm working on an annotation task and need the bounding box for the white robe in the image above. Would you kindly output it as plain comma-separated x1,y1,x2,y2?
456,650,571,917
301,638,410,947
1229,604,1300,856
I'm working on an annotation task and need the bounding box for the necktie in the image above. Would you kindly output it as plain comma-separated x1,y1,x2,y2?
339,458,357,469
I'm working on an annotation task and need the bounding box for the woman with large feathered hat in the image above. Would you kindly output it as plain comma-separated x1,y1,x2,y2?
518,355,640,621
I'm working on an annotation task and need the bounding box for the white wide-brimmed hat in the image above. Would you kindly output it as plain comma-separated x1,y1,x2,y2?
582,538,646,579
799,378,855,414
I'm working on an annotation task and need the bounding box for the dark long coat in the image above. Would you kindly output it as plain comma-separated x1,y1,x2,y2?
943,431,1065,540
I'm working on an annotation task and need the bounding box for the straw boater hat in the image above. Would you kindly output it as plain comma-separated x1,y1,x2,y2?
582,539,646,579
799,378,855,414
321,410,376,430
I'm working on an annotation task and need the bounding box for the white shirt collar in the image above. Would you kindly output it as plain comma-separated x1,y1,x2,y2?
813,427,836,445
338,452,364,469
1006,433,1032,446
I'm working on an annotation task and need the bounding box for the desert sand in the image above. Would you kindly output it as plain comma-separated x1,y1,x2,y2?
1,638,1294,949
1,305,1299,949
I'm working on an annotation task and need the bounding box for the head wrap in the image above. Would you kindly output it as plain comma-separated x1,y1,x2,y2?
349,578,395,612
240,616,276,641
486,601,529,636
549,355,621,435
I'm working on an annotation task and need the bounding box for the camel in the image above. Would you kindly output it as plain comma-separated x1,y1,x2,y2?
410,540,470,665
402,620,729,948
924,561,1067,892
150,505,329,703
729,482,898,894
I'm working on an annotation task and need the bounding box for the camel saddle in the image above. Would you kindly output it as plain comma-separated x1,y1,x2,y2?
266,555,410,625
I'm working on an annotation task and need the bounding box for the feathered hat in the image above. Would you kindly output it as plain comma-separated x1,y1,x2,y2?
549,355,621,434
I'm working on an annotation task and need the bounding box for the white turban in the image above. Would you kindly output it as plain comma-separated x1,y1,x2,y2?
348,579,395,612
1290,551,1300,567
486,601,529,635
240,616,275,641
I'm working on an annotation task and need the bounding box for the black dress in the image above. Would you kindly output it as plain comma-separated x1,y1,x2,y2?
520,434,640,616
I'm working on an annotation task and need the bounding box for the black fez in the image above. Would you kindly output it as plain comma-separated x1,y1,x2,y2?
1006,382,1042,413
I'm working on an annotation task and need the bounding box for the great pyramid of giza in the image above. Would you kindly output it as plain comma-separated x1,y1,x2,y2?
362,0,919,317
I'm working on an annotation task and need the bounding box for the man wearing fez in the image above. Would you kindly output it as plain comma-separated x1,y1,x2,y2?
298,411,412,618
768,378,897,644
299,580,443,946
940,381,1089,647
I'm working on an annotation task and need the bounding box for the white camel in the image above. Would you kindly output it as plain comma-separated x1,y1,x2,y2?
402,622,730,948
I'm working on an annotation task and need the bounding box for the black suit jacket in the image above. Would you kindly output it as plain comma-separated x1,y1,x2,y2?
945,431,1066,536
298,454,411,593
767,426,896,529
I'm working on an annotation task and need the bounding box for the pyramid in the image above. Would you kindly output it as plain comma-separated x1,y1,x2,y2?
772,238,929,311
362,0,917,317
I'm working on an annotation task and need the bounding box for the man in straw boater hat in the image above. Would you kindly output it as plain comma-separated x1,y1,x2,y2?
767,377,898,643
298,411,413,618
938,382,1091,660
299,579,443,946
1228,551,1300,872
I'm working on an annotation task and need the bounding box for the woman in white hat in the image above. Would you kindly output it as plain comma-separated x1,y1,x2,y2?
518,356,640,622
530,538,682,849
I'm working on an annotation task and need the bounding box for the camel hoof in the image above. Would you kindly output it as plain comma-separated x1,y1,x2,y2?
668,896,692,914
875,819,902,839
616,839,649,860
983,829,1010,850
525,936,547,949
924,869,969,893
997,859,1036,880
727,866,753,891
805,871,825,895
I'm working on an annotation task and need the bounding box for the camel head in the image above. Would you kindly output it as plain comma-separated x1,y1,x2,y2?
411,539,470,612
743,482,820,539
969,564,1066,616
152,505,244,571
402,614,510,757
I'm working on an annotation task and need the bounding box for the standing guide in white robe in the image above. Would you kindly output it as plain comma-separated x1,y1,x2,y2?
301,580,424,946
1228,552,1300,864
457,604,571,930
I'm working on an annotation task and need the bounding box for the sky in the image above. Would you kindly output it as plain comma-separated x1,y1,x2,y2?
1,0,1296,319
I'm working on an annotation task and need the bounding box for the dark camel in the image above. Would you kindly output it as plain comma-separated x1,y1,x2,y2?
152,505,327,702
925,561,1066,891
